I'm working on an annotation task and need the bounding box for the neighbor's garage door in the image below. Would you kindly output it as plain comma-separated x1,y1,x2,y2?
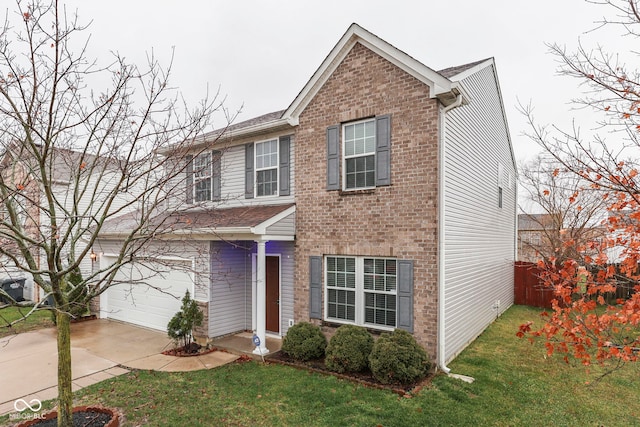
103,258,193,332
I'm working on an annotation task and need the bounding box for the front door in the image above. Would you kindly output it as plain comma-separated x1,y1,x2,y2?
266,256,280,333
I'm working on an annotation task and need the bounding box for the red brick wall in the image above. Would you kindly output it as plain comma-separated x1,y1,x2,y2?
293,42,440,357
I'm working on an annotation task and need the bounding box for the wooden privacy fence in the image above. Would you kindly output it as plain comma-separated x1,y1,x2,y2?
514,261,555,308
515,261,637,308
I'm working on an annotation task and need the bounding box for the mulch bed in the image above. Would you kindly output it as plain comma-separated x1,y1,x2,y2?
265,352,432,396
24,411,112,427
161,342,219,357
15,406,120,427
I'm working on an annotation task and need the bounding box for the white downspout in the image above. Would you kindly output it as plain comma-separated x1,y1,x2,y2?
438,94,463,374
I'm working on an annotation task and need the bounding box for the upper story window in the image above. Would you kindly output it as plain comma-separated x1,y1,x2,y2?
193,153,212,202
186,150,221,204
244,136,291,200
343,119,376,190
255,139,278,197
326,115,391,192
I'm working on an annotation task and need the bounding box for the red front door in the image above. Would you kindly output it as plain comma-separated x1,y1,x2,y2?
265,256,280,333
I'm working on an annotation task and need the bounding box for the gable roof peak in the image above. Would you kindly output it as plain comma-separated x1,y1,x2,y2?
283,23,466,125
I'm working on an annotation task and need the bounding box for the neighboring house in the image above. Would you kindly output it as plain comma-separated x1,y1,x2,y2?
95,23,516,369
0,146,129,303
518,213,554,263
518,213,606,264
605,210,636,264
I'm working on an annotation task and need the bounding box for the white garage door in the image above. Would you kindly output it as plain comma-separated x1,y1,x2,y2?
102,258,194,332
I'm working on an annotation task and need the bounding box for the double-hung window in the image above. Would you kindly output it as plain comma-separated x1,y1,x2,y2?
343,119,376,190
193,153,212,202
325,256,397,329
255,139,278,197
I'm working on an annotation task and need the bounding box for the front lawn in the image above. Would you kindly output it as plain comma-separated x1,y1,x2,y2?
3,305,640,426
0,306,53,338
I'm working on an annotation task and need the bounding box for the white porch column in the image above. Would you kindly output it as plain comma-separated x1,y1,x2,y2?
251,253,257,333
253,240,269,355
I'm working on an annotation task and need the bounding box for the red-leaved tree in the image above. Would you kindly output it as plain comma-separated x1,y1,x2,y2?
519,0,640,375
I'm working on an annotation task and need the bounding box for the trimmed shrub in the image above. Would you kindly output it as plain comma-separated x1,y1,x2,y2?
369,329,431,385
281,322,327,361
325,325,374,373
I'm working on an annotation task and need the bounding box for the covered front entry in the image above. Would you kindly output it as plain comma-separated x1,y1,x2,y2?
266,256,280,334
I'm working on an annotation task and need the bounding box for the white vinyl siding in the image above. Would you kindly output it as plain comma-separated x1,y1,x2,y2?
442,64,516,363
166,136,295,211
46,170,139,284
265,212,296,235
189,140,295,209
209,240,295,338
209,241,252,337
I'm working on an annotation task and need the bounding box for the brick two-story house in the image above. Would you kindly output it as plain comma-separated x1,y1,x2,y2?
95,23,516,369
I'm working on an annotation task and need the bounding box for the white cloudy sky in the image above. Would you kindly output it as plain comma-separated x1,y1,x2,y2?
22,1,634,164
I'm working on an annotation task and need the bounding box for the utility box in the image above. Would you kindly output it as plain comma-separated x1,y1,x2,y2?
0,278,26,303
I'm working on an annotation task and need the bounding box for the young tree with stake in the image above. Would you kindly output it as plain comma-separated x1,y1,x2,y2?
0,1,228,424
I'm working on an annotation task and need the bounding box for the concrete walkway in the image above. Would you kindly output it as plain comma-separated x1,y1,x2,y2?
0,319,238,416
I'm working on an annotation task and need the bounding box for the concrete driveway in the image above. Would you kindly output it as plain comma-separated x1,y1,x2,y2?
0,319,238,416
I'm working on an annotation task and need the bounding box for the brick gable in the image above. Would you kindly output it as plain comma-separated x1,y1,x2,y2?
293,42,440,356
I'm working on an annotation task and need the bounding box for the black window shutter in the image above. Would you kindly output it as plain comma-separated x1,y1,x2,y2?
212,150,221,201
309,256,322,319
397,259,414,332
279,136,291,196
376,114,391,186
185,154,193,204
326,125,340,190
244,143,254,199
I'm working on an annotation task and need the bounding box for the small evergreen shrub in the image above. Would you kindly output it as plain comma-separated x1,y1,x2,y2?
167,290,204,349
325,325,373,373
369,329,431,385
281,322,327,361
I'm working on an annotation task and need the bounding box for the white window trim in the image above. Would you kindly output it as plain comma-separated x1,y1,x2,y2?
342,118,376,191
324,255,397,331
254,138,279,198
193,152,212,202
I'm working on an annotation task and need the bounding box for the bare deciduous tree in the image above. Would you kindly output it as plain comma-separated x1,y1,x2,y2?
0,1,228,424
518,154,608,265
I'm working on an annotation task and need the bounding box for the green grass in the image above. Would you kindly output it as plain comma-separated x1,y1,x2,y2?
3,305,640,426
0,306,53,338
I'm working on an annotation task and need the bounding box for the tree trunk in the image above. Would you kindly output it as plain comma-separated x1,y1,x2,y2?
56,311,73,427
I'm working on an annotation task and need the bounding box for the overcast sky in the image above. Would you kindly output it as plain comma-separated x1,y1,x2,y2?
39,1,633,164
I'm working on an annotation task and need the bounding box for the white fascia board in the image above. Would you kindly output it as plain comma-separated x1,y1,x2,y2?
283,23,455,124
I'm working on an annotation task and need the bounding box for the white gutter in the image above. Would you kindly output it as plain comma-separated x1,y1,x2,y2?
438,94,463,374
